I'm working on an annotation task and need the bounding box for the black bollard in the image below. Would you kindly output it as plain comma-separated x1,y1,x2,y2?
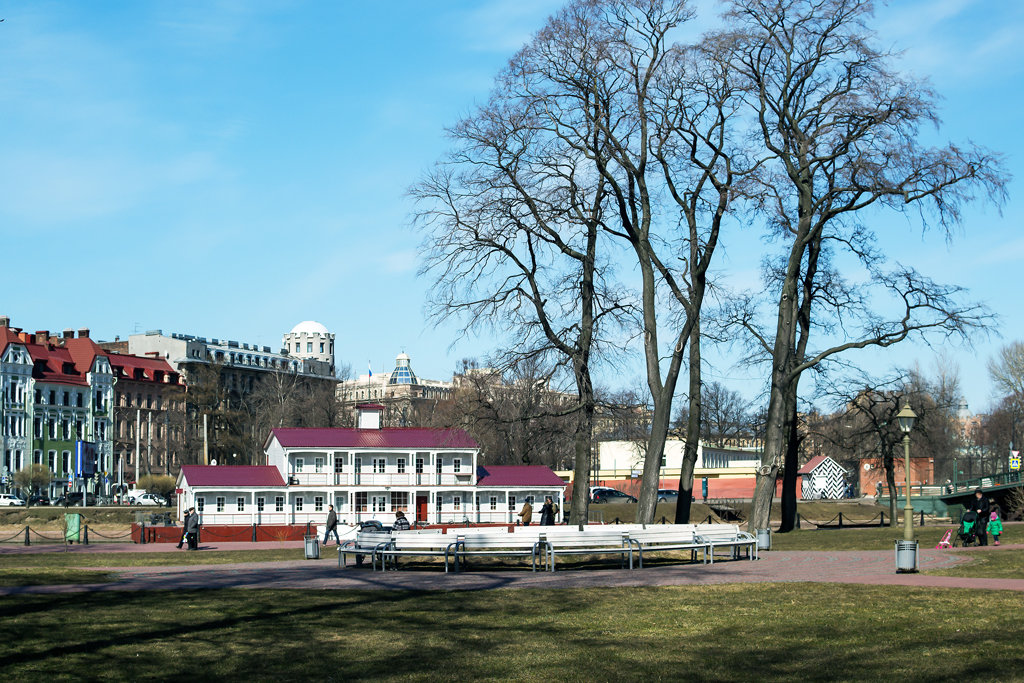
139,522,146,544
838,512,843,529
83,524,89,545
24,525,30,546
252,523,257,543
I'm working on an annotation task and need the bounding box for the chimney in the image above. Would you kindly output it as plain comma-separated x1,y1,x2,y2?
0,315,9,327
78,328,90,339
62,328,74,339
36,330,50,342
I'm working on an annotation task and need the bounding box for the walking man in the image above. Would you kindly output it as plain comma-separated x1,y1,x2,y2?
968,489,991,546
184,506,200,550
323,504,340,546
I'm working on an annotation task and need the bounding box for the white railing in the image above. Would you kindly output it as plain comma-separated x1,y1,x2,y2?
289,472,474,487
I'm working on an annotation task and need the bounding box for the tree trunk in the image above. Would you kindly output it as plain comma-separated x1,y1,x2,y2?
569,366,594,526
884,452,899,527
675,321,702,524
777,396,801,532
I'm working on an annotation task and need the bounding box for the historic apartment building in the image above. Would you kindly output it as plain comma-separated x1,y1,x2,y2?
1,320,114,498
338,352,454,427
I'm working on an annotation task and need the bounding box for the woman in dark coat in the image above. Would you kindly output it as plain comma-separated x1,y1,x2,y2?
540,497,555,526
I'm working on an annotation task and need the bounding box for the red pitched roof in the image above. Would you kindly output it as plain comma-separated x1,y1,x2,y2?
797,455,829,475
270,427,479,450
180,466,286,487
107,352,181,384
475,465,566,487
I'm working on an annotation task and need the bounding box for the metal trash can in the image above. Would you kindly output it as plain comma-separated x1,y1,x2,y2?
304,534,320,560
895,539,918,573
756,529,771,551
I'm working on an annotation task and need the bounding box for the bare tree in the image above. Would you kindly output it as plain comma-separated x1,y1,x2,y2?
716,0,1006,531
412,2,644,525
435,358,578,470
988,342,1024,400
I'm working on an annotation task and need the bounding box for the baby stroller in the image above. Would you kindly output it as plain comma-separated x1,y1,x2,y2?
953,509,980,547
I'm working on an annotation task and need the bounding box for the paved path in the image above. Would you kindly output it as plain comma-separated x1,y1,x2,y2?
2,543,1023,595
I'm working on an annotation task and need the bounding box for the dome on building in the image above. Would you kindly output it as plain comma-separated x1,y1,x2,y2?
388,352,418,385
289,320,329,336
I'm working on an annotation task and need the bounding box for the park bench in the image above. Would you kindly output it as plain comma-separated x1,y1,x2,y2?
625,526,710,568
694,524,757,563
339,531,393,570
378,532,462,572
543,528,640,571
449,531,551,572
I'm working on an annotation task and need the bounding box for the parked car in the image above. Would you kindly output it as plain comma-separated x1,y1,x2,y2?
27,493,52,506
657,489,679,503
592,489,637,504
54,493,98,506
0,493,26,507
133,493,168,506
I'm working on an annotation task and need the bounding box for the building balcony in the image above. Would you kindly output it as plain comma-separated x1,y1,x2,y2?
287,472,475,487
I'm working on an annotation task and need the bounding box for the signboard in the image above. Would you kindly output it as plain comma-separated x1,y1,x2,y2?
75,441,97,476
1011,457,1021,472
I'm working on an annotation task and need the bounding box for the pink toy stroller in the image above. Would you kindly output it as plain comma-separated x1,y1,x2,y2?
935,528,953,549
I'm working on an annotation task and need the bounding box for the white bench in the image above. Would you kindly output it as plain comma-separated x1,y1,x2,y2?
695,524,757,562
339,531,393,570
451,531,550,572
379,532,462,572
626,527,710,567
544,529,639,571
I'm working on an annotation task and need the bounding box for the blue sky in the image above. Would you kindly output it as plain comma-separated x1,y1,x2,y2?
0,0,1021,415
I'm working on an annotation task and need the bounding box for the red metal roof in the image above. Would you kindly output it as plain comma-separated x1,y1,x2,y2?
107,352,181,384
270,427,479,450
798,455,829,475
475,465,566,487
181,466,286,487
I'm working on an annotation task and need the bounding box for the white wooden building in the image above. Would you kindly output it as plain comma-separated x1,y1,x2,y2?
798,455,849,499
175,404,566,526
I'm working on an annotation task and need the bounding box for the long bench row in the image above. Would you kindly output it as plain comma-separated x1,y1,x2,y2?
338,524,757,572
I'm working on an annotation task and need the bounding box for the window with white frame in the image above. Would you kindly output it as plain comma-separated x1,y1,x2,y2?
356,492,367,511
373,458,385,474
197,497,205,512
490,496,497,511
257,497,265,512
453,458,462,473
216,496,225,512
509,495,517,510
391,491,408,511
415,457,424,473
453,495,461,511
236,497,245,512
295,458,304,473
372,495,386,513
436,458,443,472
435,495,442,512
314,496,324,512
315,457,324,473
275,496,284,512
397,458,406,474
296,497,304,512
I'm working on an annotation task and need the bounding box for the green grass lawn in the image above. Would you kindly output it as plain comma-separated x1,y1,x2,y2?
1,585,1022,681
769,526,951,551
926,549,1024,579
0,568,116,586
0,548,330,568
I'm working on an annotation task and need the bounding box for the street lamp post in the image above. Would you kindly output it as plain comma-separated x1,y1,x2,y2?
896,404,918,543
